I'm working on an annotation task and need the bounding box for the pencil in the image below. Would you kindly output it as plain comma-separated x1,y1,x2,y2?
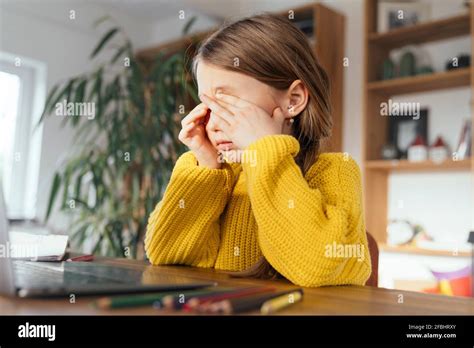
93,288,227,309
184,286,276,312
260,290,303,314
207,288,304,314
161,287,241,310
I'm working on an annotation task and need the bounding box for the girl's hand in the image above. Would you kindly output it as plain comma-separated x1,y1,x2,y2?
178,103,221,169
200,93,287,149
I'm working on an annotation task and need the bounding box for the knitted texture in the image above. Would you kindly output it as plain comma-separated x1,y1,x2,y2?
145,134,371,287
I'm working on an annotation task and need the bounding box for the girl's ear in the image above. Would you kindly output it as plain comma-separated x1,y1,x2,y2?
286,80,309,116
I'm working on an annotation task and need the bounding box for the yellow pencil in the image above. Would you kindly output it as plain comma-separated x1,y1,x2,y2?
260,290,303,314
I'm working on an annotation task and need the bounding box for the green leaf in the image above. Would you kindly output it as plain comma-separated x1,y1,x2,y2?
37,84,60,126
61,167,74,209
182,16,197,35
93,15,111,28
90,28,119,59
110,45,128,64
74,79,87,103
44,173,61,222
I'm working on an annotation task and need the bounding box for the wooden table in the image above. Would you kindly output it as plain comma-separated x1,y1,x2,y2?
1,257,473,315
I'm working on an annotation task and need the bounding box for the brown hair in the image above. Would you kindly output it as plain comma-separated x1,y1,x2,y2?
191,13,332,279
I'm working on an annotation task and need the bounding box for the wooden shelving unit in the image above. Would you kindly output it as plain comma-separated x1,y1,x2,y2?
367,67,471,95
363,0,474,251
380,243,471,258
365,158,472,172
368,13,470,49
136,4,346,152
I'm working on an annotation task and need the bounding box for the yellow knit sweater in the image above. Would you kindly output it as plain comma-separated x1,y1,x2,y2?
145,135,371,287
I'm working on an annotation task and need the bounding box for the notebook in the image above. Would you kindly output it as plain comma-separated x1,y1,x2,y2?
9,231,69,261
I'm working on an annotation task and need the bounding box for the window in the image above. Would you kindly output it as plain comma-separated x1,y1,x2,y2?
0,53,46,219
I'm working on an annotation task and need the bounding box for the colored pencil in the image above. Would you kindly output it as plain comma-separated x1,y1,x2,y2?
204,288,303,314
92,288,228,309
184,286,276,312
161,287,244,310
260,290,303,314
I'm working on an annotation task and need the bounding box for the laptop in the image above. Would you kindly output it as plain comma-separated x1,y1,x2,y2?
0,186,215,298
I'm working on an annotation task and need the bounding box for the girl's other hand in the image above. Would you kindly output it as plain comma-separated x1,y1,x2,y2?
178,103,221,169
200,93,286,149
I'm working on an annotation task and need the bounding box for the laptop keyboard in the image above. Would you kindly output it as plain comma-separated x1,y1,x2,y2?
14,261,65,286
13,261,133,288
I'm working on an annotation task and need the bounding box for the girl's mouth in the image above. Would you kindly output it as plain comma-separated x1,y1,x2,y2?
216,141,234,151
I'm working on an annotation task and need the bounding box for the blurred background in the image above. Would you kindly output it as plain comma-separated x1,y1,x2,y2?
0,0,473,295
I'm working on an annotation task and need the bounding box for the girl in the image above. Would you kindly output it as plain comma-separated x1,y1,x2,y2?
144,13,371,287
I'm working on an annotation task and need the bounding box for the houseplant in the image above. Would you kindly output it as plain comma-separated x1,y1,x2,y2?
40,17,200,259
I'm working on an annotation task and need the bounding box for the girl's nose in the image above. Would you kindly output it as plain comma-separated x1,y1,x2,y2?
206,111,221,131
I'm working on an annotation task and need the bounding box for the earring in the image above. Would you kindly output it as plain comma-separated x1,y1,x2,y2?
287,104,295,115
287,105,295,125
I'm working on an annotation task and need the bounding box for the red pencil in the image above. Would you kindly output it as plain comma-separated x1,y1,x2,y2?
183,286,276,312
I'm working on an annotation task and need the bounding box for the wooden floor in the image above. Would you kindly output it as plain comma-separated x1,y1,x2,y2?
1,257,473,315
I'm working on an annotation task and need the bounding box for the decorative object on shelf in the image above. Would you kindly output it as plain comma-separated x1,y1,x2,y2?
293,19,314,38
377,1,431,33
454,119,472,160
413,46,434,76
415,65,434,75
381,47,434,80
388,108,428,159
387,220,414,246
429,136,449,163
399,51,416,77
445,54,471,70
408,135,428,162
381,143,399,160
387,220,429,246
423,266,472,297
469,231,474,297
381,58,396,80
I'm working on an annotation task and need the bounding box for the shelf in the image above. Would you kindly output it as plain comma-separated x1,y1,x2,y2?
368,13,471,49
380,244,471,257
365,159,472,172
367,67,471,95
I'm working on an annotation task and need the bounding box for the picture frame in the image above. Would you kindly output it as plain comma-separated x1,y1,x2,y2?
387,109,429,159
378,1,431,33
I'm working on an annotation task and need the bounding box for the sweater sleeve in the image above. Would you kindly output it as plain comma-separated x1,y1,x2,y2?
241,134,371,287
144,151,234,268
